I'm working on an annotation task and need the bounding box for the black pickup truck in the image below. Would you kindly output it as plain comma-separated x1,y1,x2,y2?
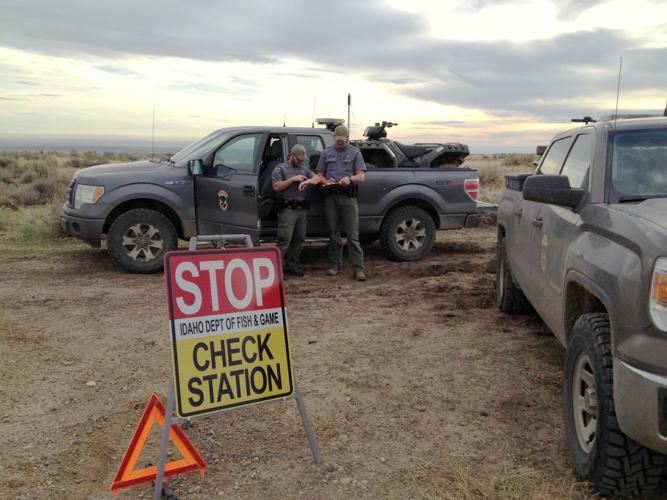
497,116,667,496
61,124,493,273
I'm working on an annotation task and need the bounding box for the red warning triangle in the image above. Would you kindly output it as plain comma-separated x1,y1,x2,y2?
111,393,206,492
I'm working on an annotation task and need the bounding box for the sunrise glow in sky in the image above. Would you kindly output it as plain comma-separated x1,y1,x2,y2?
1,0,666,152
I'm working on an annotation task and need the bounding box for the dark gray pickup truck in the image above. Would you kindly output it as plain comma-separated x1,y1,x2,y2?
61,124,492,273
496,116,667,496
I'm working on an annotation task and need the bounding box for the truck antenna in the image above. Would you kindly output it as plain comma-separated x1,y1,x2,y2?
614,56,623,126
151,107,155,161
312,95,317,128
347,93,351,136
283,112,286,128
663,99,667,117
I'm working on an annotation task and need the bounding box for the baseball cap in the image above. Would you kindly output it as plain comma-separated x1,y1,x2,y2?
291,144,307,161
334,124,348,141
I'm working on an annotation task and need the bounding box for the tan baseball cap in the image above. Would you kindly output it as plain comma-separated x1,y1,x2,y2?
291,144,307,161
334,124,348,141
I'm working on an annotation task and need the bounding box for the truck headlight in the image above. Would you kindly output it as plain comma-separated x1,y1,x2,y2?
650,257,667,331
74,184,105,209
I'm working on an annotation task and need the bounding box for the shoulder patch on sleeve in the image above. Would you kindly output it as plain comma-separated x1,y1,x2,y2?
273,167,282,174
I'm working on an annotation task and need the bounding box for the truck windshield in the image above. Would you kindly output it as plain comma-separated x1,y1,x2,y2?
611,129,667,199
170,131,229,165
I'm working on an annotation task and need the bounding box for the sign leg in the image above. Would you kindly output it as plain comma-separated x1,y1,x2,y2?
294,382,321,464
154,380,176,500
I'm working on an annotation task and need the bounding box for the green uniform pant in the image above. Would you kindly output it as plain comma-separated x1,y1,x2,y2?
276,206,307,271
324,194,364,271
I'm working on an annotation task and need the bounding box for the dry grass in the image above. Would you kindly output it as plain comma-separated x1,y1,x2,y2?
397,453,597,500
466,154,535,204
0,151,166,209
0,151,166,251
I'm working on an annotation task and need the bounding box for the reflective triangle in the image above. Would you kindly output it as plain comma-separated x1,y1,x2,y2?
111,393,206,492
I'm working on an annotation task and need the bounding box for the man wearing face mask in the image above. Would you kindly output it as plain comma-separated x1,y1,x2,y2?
316,124,367,281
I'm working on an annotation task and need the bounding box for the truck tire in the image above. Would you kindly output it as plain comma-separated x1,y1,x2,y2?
107,208,177,274
564,313,666,496
379,206,435,261
495,237,532,314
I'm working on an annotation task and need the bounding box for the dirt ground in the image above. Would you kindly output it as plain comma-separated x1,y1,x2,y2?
1,225,618,499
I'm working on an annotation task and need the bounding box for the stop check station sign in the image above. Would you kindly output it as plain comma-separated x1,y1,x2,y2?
164,247,294,418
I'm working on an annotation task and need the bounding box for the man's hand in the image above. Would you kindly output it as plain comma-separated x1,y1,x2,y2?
339,176,352,187
298,179,310,191
323,177,336,185
292,175,306,183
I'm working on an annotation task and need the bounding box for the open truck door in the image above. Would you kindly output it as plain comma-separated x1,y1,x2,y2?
193,132,266,243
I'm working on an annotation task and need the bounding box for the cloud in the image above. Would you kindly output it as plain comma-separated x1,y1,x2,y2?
0,1,664,128
230,76,260,87
462,0,604,19
0,0,423,63
0,93,60,101
95,65,138,76
356,29,666,122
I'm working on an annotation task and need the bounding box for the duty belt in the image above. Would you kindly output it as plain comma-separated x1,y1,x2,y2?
277,198,310,209
321,184,358,198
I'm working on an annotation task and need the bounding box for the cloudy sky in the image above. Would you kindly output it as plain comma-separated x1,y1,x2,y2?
1,0,666,152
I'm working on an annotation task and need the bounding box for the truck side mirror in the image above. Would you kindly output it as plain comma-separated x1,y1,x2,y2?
536,145,547,155
188,159,204,176
523,174,585,210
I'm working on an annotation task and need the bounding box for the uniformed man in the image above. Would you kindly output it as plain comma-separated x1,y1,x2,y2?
272,144,321,277
316,124,367,281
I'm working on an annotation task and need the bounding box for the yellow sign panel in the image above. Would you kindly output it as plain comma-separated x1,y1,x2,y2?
164,248,294,418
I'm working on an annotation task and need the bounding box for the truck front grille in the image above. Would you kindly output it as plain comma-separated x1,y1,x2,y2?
67,178,77,208
659,388,667,438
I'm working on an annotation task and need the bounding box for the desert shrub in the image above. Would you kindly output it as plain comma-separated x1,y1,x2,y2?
33,178,65,201
502,153,533,167
0,197,19,210
14,186,42,206
0,150,166,210
13,178,66,206
477,165,505,187
41,198,66,239
0,168,13,184
20,171,35,184
4,199,66,242
67,157,85,169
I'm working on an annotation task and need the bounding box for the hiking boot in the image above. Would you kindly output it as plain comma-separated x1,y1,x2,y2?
326,266,340,276
354,270,367,281
284,268,304,277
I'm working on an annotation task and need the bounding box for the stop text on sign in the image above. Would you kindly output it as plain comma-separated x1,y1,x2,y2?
174,256,276,314
164,248,294,418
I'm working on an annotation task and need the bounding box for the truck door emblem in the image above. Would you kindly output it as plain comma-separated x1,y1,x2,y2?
217,190,229,211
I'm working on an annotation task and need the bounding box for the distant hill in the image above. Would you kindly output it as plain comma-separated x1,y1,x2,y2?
0,136,189,153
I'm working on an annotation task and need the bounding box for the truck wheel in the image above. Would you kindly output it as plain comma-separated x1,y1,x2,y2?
107,209,177,274
379,206,435,261
564,314,666,496
495,237,532,314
